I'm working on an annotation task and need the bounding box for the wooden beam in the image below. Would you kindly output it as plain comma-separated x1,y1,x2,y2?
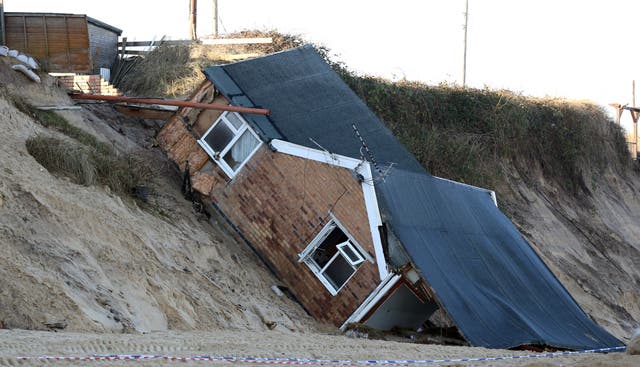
117,40,192,47
114,104,175,119
201,37,273,45
68,92,270,115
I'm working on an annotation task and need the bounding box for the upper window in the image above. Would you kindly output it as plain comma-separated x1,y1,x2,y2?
299,219,368,296
198,111,261,178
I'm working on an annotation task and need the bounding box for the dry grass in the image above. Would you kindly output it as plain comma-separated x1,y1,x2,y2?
115,31,304,98
26,135,154,195
15,96,156,196
26,136,97,185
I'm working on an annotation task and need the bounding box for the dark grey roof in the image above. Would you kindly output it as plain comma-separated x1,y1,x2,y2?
202,45,621,350
5,13,122,35
376,169,621,349
87,16,123,35
203,45,424,173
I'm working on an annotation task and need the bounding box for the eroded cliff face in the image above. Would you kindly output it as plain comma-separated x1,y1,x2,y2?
496,163,640,341
0,60,316,333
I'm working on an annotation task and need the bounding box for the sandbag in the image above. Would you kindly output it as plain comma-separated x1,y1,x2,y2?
14,53,40,70
11,64,41,83
0,46,8,57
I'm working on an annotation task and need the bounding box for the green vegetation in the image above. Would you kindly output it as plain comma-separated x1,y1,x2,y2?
338,74,629,192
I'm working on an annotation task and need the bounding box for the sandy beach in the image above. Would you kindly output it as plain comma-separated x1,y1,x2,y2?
0,329,636,367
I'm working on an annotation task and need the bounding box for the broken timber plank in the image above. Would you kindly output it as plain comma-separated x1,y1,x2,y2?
35,106,82,111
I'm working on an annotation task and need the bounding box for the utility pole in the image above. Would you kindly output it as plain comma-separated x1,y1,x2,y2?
634,80,638,159
190,0,198,40
462,0,469,87
212,0,218,38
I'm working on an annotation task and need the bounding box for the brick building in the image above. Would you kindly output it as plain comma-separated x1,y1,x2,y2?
157,45,621,350
87,16,122,74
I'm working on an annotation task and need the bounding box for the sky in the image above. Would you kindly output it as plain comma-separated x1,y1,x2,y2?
7,1,640,131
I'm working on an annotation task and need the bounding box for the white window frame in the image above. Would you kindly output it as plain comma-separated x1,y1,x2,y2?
197,111,262,178
299,216,371,296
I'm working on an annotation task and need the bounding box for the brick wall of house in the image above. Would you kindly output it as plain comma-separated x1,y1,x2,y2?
87,23,119,74
56,74,121,96
156,82,382,326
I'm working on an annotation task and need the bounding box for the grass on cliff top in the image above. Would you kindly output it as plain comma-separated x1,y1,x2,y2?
339,73,629,192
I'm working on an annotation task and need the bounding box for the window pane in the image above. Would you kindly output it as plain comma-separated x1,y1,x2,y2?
222,130,260,171
339,242,363,264
204,121,234,153
322,255,354,290
312,227,346,268
225,112,244,130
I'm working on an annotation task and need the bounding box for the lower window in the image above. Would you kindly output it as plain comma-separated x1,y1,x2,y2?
300,220,366,295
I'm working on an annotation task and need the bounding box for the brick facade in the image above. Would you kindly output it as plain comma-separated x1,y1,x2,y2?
157,82,382,326
56,74,121,96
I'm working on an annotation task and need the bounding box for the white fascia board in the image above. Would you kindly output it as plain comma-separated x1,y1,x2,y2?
269,139,363,170
432,175,498,208
359,162,389,279
270,139,389,280
339,273,402,330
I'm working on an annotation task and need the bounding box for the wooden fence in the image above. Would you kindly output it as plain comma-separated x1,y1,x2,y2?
117,37,272,57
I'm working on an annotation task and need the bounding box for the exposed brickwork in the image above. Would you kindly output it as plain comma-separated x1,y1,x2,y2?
56,74,121,96
157,81,382,326
201,147,380,326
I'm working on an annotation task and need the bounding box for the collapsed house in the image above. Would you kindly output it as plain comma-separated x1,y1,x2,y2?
157,45,622,350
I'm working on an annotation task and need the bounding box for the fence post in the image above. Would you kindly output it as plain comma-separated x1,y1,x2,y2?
120,36,127,59
0,0,5,45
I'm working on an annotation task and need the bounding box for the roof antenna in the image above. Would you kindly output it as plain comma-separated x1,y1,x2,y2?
309,137,338,162
352,123,386,175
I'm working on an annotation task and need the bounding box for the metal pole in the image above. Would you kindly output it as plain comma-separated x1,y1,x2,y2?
67,92,271,115
0,0,5,45
212,0,218,38
190,0,198,40
462,0,469,87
